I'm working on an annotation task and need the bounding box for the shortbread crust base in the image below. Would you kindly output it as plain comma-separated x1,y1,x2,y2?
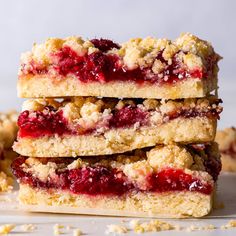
18,75,218,99
13,117,216,157
18,184,214,218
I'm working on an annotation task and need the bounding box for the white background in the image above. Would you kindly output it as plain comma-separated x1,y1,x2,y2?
0,0,235,125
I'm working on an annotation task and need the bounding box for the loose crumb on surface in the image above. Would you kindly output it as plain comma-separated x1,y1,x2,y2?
129,219,174,233
53,224,64,235
73,228,82,236
221,220,236,229
105,224,128,234
186,224,216,232
0,224,15,234
21,224,37,232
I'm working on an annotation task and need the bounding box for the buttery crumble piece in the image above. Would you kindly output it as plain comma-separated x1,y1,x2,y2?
73,228,82,236
0,224,15,234
105,224,128,234
221,220,236,229
21,224,37,232
53,224,64,235
186,224,216,231
129,219,174,233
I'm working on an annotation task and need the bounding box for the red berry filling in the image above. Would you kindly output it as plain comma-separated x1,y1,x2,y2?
109,106,148,128
12,157,213,196
21,43,216,84
147,168,212,195
17,106,70,138
90,38,120,52
17,105,149,138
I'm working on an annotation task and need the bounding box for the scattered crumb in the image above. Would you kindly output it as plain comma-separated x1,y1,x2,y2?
203,224,216,230
105,224,128,234
129,219,174,233
53,224,64,235
0,224,15,234
21,224,37,232
129,219,140,229
73,228,82,236
221,220,236,229
66,225,73,230
186,224,216,232
174,224,182,231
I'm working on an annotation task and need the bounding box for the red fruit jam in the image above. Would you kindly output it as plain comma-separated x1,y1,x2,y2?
18,105,149,138
12,157,213,196
90,38,120,52
109,106,149,128
147,168,212,195
17,106,70,138
21,39,215,84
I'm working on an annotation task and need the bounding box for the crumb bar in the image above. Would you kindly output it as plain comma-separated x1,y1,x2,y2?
18,33,220,99
13,97,222,157
12,143,221,218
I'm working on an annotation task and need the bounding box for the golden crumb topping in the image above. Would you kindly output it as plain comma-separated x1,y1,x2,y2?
20,33,220,75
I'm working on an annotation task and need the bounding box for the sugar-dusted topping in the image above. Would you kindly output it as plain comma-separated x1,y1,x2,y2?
215,127,236,151
105,224,128,234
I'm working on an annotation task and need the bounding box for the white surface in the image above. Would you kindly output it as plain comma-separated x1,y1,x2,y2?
0,173,236,235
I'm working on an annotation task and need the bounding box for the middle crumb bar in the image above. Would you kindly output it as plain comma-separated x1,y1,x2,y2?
13,96,222,157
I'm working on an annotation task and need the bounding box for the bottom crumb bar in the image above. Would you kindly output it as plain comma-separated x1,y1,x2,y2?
216,127,236,172
12,143,221,218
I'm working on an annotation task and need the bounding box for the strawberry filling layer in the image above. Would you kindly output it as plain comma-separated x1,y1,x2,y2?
20,39,216,85
17,103,222,138
12,156,214,196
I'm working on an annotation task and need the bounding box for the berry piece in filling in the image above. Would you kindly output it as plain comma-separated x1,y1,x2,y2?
17,107,69,138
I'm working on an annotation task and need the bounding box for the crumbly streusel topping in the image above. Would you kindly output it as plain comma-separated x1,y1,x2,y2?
20,144,217,185
19,33,220,75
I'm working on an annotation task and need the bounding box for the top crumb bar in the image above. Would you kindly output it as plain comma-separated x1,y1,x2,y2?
18,33,221,99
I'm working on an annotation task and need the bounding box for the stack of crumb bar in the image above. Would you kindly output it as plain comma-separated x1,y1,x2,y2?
12,33,222,218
